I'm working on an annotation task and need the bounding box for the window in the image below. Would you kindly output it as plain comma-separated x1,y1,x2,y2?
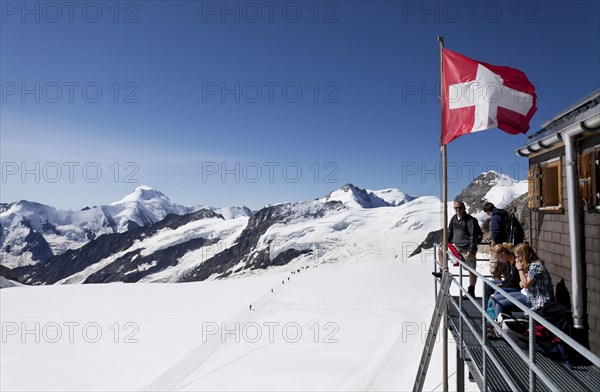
579,146,599,211
541,159,562,207
528,158,562,210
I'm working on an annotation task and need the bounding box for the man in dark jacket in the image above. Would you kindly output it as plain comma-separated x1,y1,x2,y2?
483,202,509,247
448,200,479,298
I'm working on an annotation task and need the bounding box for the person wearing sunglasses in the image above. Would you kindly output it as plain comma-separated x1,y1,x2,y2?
448,200,479,298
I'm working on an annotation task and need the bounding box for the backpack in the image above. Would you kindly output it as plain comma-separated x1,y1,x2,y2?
507,214,525,245
496,313,529,349
535,302,578,368
555,279,572,309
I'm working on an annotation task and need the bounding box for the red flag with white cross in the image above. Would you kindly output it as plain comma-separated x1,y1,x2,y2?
441,48,537,145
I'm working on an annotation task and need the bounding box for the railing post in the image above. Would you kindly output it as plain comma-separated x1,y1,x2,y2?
482,312,487,392
459,263,463,356
482,284,488,392
482,253,488,392
456,347,464,391
529,316,536,391
459,263,463,294
434,249,439,300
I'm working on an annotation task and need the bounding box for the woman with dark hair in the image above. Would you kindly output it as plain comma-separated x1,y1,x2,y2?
484,243,520,308
489,243,527,317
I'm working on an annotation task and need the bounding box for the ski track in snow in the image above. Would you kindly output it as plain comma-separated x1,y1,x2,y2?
140,269,328,391
140,262,416,391
357,330,408,390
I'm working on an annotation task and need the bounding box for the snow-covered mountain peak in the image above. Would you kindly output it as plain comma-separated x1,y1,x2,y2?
473,171,518,187
214,206,254,220
455,171,527,215
321,183,381,208
105,188,194,232
10,200,44,212
111,185,170,205
1,186,197,268
321,183,414,209
371,188,417,206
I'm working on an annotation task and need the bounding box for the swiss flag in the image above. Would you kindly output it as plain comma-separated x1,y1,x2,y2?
442,49,537,145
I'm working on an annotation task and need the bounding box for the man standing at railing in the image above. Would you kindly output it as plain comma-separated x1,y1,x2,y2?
448,200,479,298
483,202,509,247
484,202,509,283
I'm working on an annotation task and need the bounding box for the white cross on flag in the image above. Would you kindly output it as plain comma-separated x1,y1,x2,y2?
442,48,537,145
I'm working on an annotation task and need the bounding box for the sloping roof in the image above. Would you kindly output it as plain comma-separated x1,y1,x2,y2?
516,90,600,156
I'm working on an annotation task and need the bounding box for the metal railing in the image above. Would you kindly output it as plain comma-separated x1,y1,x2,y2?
432,243,600,391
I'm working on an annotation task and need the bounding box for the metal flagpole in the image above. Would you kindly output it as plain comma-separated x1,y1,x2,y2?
438,35,449,392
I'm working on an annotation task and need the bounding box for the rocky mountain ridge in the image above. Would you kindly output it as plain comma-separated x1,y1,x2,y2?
410,172,529,256
4,174,527,286
10,182,427,285
0,185,252,269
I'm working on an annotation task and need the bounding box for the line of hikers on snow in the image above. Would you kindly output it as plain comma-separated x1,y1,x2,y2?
250,265,318,311
433,200,554,334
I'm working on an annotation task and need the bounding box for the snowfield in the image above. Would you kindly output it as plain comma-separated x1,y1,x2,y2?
0,255,480,391
1,180,517,390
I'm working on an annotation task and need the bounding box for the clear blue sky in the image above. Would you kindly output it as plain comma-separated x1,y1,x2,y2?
1,0,599,210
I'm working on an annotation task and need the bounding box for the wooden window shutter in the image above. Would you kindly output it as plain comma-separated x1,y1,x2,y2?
541,164,550,206
557,157,563,206
579,151,594,208
528,164,541,208
595,147,600,207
